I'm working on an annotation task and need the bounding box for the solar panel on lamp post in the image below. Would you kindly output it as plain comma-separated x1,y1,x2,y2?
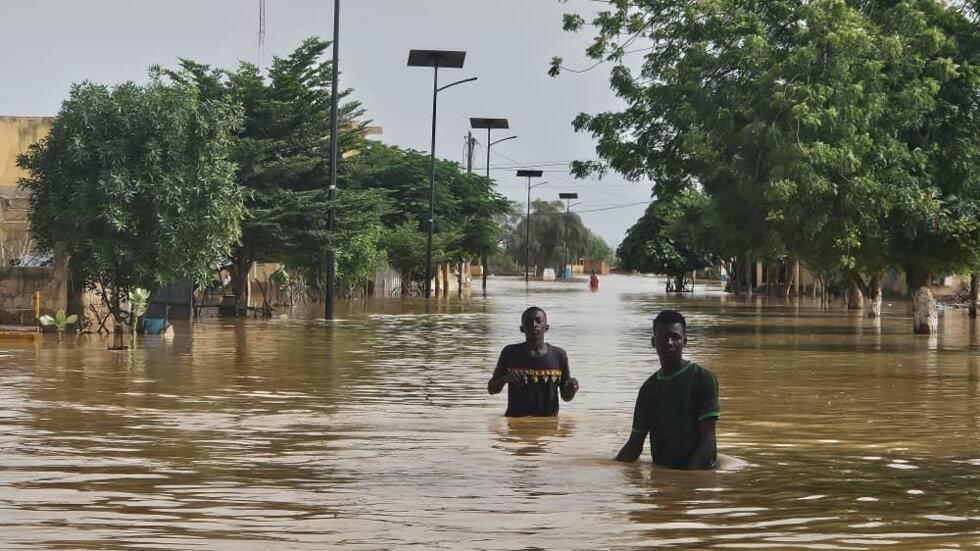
559,193,580,280
408,50,477,299
518,169,545,285
469,118,516,179
470,118,515,292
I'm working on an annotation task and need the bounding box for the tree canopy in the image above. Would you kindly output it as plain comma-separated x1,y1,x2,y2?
554,0,980,332
18,75,244,344
501,199,613,274
617,191,716,282
169,37,372,306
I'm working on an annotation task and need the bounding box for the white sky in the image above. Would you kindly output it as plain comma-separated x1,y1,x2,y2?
0,0,652,248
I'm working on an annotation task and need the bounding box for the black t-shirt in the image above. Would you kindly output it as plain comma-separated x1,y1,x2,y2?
492,343,571,417
630,361,720,469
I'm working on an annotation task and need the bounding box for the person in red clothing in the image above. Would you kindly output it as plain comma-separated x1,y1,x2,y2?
589,270,600,291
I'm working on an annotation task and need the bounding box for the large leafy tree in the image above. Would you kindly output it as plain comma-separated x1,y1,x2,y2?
502,199,613,276
554,0,980,332
346,141,512,289
618,191,716,290
18,76,244,347
170,38,369,310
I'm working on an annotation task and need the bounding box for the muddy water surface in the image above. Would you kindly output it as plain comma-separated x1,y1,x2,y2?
1,275,978,549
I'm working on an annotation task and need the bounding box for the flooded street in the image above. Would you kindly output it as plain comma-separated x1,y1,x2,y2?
1,274,978,549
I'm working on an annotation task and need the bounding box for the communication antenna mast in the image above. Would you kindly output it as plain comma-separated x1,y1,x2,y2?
258,0,267,68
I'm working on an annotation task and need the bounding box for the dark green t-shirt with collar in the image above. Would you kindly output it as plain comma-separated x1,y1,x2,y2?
630,361,720,469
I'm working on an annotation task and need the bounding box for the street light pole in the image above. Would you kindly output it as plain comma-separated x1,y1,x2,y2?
470,118,514,292
325,0,340,321
427,61,439,300
408,50,475,299
559,192,579,280
517,170,544,284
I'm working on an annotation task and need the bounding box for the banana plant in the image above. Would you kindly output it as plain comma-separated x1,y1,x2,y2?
40,309,79,342
128,287,151,348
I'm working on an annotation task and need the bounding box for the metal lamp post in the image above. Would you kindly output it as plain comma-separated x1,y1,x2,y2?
408,49,477,299
470,118,515,291
517,170,545,284
559,192,579,280
325,0,341,321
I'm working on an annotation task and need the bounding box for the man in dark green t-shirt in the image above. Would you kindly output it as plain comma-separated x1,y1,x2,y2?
616,309,720,469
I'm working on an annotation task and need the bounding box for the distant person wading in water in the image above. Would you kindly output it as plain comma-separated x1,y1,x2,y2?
616,309,720,469
589,270,600,291
488,307,579,416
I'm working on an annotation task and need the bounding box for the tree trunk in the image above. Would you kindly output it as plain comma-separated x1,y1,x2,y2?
441,263,450,296
743,256,753,296
482,256,488,291
970,272,978,318
856,273,883,318
232,255,252,316
847,280,863,310
912,286,938,334
783,259,799,299
400,270,411,296
112,285,125,349
458,259,464,295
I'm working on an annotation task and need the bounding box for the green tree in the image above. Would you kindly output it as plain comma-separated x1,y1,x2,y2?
170,38,370,311
502,200,612,276
347,141,511,289
19,77,243,348
553,0,980,332
618,192,717,290
381,221,457,295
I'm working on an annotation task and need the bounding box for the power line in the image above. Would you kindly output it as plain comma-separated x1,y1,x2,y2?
532,200,651,215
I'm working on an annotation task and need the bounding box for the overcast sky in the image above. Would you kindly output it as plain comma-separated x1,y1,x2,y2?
0,0,652,248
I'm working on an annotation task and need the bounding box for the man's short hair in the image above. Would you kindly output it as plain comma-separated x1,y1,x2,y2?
653,309,686,332
522,306,547,324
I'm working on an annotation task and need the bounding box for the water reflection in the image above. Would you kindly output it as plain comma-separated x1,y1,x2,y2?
1,275,978,549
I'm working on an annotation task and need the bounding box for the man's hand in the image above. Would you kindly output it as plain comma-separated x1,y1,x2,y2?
560,377,579,401
488,371,526,394
506,371,527,388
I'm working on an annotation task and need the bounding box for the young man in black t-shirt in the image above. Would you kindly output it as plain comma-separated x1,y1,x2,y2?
616,309,720,469
488,307,579,416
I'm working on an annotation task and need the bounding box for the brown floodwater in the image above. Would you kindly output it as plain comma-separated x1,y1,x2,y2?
1,275,978,550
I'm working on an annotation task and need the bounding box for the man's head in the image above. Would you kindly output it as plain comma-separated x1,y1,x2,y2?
652,309,687,365
520,306,549,341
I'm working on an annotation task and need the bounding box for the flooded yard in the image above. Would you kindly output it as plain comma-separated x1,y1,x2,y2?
1,275,978,549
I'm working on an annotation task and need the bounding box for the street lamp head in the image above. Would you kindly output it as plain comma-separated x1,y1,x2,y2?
559,192,579,199
470,117,510,129
408,49,467,68
517,169,544,178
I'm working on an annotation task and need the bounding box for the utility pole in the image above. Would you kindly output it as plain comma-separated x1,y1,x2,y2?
558,192,579,280
466,132,475,174
258,0,266,68
325,0,340,320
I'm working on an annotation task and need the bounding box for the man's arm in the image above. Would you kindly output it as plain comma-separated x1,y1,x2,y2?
559,350,578,401
685,418,717,469
615,431,646,462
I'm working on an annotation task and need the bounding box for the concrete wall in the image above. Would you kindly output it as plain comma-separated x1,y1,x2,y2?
0,258,68,324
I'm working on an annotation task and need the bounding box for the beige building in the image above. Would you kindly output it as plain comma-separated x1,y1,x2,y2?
0,116,53,261
0,116,65,325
